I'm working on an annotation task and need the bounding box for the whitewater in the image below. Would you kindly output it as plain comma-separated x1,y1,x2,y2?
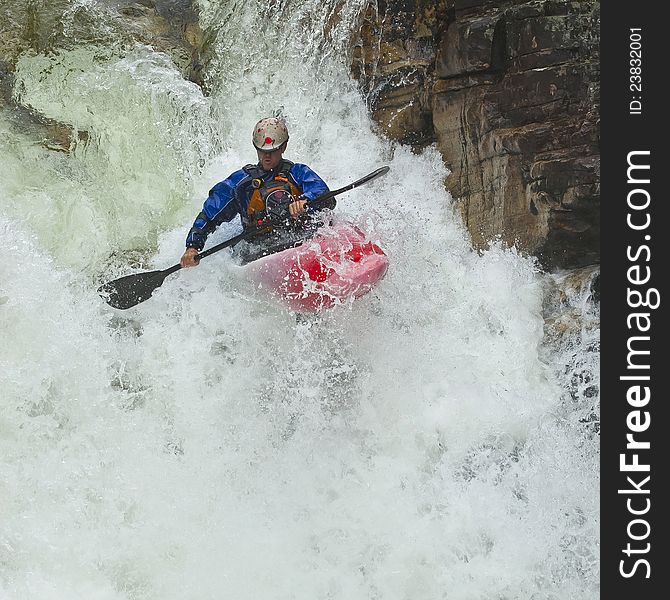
0,1,599,598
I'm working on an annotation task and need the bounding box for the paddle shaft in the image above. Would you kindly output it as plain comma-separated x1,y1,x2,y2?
304,166,389,212
143,230,256,277
141,225,269,283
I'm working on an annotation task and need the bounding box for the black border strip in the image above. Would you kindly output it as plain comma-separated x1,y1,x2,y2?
601,5,666,596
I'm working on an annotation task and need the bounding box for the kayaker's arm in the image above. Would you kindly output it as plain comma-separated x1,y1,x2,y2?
289,164,334,212
183,171,246,266
186,177,243,250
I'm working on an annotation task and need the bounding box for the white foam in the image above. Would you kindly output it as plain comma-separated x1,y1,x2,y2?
0,1,598,597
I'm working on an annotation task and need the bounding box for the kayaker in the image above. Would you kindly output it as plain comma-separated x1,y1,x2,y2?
180,116,332,267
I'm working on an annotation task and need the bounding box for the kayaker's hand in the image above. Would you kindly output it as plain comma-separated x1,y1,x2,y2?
288,199,307,219
180,247,200,268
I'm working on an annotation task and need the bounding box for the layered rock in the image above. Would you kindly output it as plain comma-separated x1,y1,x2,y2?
352,0,600,272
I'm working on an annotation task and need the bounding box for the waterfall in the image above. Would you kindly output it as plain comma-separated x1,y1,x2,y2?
0,1,598,598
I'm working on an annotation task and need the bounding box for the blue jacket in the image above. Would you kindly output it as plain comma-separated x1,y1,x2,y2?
186,160,330,250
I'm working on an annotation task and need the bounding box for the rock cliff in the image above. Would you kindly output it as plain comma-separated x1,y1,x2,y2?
352,0,600,272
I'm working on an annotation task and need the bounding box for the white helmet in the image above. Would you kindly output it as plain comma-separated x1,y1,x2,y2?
252,117,289,151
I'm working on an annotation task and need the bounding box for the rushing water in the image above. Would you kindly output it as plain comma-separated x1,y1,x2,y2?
0,1,599,598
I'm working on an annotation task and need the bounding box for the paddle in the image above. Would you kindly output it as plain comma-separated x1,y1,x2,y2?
98,166,390,310
97,226,267,310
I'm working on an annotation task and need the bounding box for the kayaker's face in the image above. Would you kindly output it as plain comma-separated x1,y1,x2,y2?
256,144,285,171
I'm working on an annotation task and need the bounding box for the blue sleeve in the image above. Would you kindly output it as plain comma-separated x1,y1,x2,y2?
186,169,247,250
289,163,329,201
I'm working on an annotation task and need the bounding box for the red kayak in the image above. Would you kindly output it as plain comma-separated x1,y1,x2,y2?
244,221,389,312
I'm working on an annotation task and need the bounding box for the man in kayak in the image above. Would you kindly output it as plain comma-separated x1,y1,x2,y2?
180,116,332,267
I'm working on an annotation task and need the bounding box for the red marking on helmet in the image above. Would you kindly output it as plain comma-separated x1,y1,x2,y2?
264,136,273,145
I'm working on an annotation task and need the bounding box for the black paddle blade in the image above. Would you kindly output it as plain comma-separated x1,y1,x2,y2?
98,269,171,310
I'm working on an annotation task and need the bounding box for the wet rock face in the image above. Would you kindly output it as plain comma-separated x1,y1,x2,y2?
1,1,203,79
353,0,600,272
352,0,450,147
0,0,204,152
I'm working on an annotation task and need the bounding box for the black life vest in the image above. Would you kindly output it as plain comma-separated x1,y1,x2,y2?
242,160,302,224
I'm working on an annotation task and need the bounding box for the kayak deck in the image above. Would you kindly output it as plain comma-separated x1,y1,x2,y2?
243,221,389,312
